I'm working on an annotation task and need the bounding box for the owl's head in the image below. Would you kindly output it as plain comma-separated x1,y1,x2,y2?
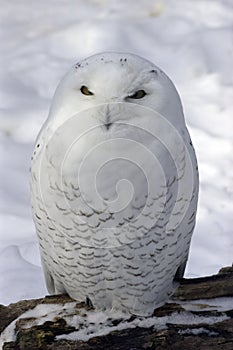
48,52,184,131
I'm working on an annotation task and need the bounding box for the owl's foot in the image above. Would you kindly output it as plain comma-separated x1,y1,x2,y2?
86,296,94,308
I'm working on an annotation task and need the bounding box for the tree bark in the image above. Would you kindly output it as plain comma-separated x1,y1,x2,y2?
1,265,233,350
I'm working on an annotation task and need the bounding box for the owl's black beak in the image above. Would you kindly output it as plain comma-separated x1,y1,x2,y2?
104,122,113,130
103,104,113,130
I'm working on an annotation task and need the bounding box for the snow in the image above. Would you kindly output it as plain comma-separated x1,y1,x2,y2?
178,327,219,336
57,311,228,342
0,0,233,306
180,297,233,312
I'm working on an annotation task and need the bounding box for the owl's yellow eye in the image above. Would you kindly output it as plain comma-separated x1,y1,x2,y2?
80,85,94,96
128,90,147,99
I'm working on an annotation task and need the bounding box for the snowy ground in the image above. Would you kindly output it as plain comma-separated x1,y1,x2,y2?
1,297,231,346
0,0,233,306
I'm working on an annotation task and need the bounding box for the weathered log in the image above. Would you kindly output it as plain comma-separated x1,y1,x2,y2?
1,265,233,350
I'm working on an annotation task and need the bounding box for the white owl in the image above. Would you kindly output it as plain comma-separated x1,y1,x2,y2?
30,52,199,316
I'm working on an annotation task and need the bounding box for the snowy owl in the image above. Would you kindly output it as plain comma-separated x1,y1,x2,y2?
30,52,199,316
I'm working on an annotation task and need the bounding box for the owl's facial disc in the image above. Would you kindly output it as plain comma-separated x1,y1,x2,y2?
79,83,148,131
47,52,185,137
